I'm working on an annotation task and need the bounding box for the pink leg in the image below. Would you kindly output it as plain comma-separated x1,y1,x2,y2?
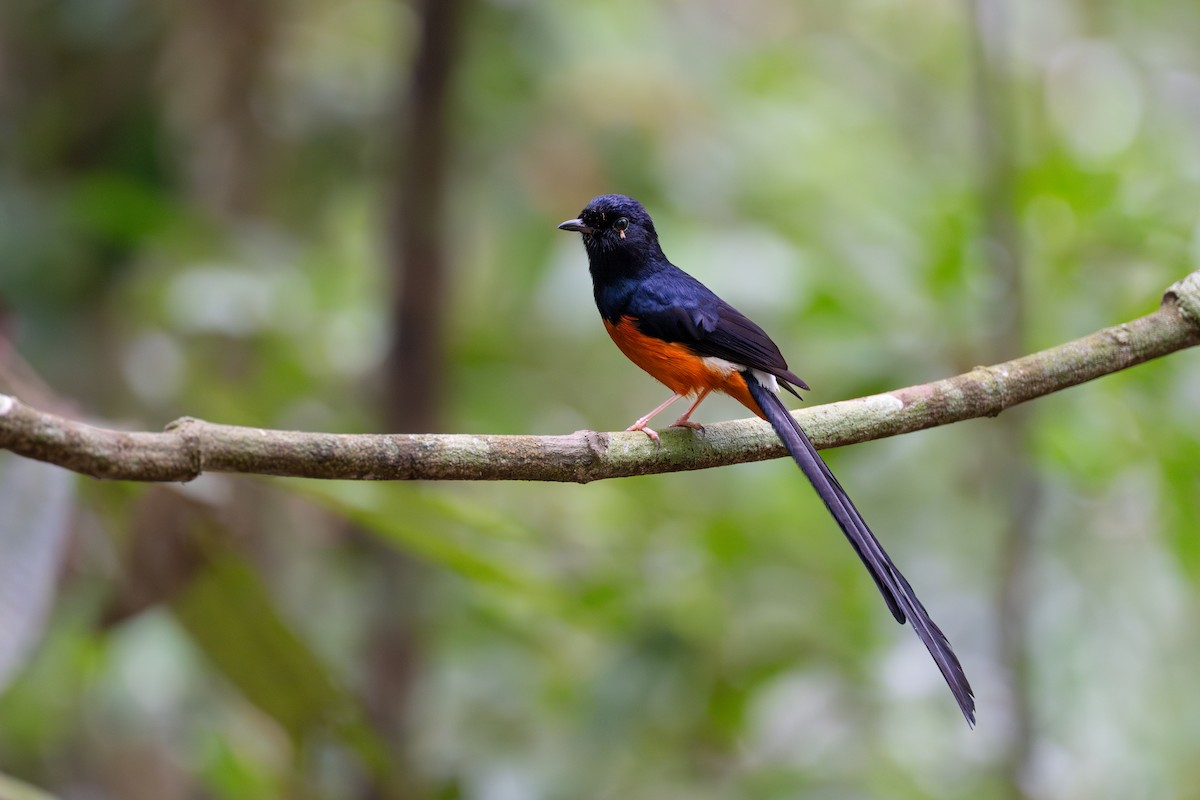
670,388,711,433
627,392,683,445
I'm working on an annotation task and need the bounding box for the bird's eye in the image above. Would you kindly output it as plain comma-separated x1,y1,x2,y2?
614,217,629,233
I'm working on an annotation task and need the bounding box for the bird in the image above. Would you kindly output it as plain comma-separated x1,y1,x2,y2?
558,194,975,726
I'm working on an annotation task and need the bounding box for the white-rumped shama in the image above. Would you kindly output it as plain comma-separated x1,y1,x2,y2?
559,194,975,726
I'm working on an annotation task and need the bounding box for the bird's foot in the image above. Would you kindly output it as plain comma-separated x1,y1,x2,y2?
669,418,705,436
626,421,661,447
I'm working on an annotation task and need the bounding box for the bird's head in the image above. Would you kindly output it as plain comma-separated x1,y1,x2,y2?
557,194,661,261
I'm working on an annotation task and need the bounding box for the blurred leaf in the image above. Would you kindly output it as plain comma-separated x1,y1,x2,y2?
69,172,174,246
199,737,283,800
0,772,58,800
171,540,390,777
1159,445,1200,581
296,483,566,609
0,454,75,694
173,547,345,735
0,591,105,772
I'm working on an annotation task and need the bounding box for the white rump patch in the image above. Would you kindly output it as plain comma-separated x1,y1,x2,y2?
751,370,780,394
701,358,779,394
701,356,742,375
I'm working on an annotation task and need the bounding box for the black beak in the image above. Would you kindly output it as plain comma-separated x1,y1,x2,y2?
557,218,593,234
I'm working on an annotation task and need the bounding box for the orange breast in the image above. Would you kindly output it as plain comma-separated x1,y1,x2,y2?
603,316,765,418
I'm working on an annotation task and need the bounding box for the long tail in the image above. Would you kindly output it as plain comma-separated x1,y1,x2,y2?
743,371,976,726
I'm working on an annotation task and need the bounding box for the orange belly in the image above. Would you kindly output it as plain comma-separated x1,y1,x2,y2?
603,316,764,418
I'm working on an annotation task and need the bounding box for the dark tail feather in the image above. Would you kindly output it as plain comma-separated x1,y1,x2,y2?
744,372,976,726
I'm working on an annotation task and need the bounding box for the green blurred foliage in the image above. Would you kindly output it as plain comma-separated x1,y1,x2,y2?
2,0,1200,798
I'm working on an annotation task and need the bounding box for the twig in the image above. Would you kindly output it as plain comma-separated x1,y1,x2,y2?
2,272,1198,484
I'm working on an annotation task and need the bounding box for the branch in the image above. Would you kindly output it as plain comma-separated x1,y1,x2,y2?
3,273,1199,484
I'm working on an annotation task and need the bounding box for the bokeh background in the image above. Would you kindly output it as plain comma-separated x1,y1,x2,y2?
2,0,1200,798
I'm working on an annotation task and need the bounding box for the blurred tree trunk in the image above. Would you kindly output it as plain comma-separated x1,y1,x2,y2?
383,0,465,434
969,1,1039,796
365,0,466,796
162,0,276,217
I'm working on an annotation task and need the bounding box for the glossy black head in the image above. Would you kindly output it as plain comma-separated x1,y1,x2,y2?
557,194,664,265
